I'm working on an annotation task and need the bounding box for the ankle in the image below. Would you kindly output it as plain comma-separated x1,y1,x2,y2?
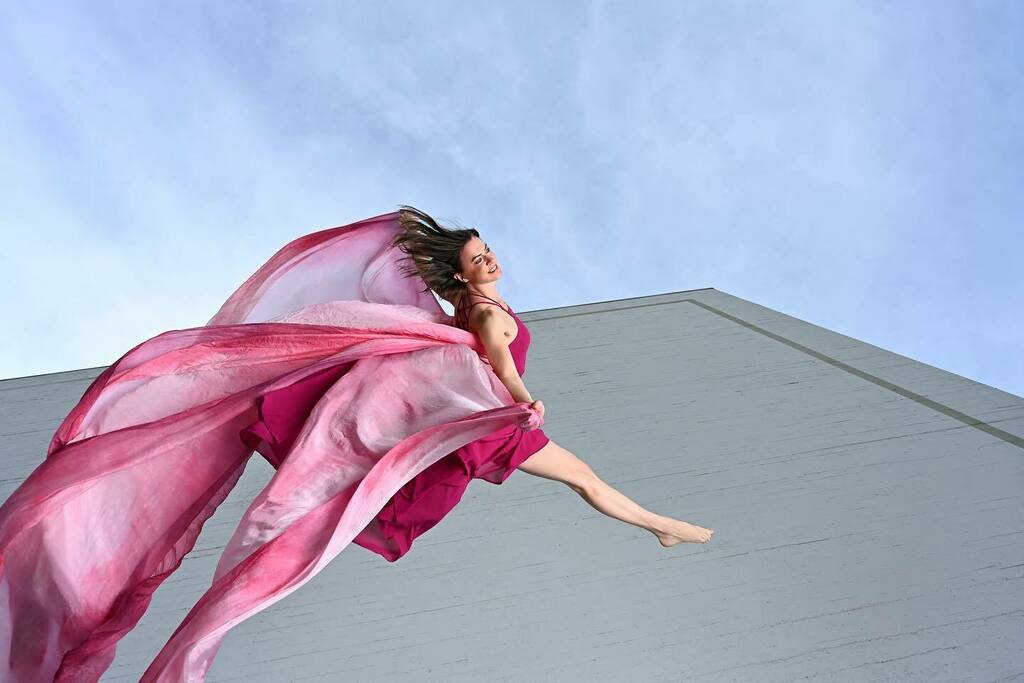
648,515,671,535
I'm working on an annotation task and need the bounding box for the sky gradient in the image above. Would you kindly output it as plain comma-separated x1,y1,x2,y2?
1,1,1021,396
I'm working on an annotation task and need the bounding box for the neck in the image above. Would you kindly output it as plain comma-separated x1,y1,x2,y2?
465,282,502,302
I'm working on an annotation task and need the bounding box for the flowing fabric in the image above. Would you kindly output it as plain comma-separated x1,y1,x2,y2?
0,211,543,682
356,301,550,561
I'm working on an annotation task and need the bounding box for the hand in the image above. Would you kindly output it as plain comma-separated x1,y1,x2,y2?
528,399,545,422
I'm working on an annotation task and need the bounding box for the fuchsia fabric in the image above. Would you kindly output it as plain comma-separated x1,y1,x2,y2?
355,301,550,561
0,211,545,682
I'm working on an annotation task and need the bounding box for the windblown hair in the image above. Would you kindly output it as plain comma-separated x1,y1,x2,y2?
391,205,479,319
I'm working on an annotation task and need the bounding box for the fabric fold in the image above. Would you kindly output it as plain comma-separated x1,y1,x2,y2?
0,210,543,681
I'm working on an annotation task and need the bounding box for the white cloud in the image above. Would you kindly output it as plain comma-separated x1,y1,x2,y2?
0,1,1020,395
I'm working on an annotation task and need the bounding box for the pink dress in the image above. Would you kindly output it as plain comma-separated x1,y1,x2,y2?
352,295,550,561
0,210,549,681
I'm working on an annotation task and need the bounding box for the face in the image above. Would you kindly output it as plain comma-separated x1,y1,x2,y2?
457,236,501,284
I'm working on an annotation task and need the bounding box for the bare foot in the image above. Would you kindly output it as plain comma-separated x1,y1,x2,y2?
654,517,715,547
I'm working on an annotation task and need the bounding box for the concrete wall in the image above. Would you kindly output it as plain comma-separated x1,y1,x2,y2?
2,288,1021,681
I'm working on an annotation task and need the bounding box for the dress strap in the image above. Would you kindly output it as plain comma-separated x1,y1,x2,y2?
467,301,506,312
464,292,510,313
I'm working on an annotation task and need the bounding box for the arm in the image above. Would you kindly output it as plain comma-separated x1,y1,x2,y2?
475,308,535,404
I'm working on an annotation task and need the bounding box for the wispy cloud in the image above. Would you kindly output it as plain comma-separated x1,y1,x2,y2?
1,1,1020,395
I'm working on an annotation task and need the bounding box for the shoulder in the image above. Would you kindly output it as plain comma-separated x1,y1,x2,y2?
468,301,500,331
462,303,508,344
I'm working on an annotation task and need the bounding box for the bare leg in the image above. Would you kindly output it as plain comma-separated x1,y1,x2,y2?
516,438,714,546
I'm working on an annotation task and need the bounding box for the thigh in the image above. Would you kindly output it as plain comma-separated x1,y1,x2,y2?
516,438,596,491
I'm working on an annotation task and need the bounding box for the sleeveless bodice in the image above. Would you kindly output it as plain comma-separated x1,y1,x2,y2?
505,308,531,376
455,294,532,376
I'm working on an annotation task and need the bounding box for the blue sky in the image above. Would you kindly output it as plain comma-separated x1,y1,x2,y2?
1,1,1021,397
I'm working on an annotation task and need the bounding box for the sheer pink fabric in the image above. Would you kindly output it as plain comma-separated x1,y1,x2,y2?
0,211,543,682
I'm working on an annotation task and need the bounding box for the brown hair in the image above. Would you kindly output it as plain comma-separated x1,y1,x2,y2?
391,205,479,327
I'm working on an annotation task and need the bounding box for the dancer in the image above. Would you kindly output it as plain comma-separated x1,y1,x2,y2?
0,206,711,682
357,206,714,559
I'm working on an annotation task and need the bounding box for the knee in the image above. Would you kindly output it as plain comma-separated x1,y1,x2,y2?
568,465,601,496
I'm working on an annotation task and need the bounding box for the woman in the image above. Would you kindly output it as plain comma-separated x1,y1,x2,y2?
362,206,713,560
0,206,710,682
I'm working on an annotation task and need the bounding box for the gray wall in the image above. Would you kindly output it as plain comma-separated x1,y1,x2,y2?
2,288,1022,681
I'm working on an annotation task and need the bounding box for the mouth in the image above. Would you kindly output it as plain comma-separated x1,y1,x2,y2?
488,265,498,273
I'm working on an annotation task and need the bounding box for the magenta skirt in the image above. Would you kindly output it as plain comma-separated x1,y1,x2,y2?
353,422,550,562
239,359,550,563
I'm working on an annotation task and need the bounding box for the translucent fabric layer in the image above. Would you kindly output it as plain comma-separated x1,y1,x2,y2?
0,211,543,681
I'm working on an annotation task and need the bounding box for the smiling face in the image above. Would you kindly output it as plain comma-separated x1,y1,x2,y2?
457,236,501,284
